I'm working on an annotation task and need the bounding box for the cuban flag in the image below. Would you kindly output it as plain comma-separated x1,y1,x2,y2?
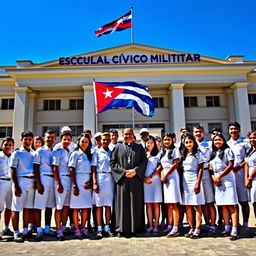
93,81,155,117
95,10,132,37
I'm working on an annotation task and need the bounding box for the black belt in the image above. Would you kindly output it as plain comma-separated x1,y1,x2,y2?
98,172,111,174
0,177,11,181
43,174,54,177
61,174,70,177
20,176,34,179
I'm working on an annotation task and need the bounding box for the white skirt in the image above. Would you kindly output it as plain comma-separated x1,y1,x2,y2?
214,171,238,205
144,175,162,203
93,173,114,207
70,173,92,209
182,170,205,205
163,169,181,203
202,169,215,203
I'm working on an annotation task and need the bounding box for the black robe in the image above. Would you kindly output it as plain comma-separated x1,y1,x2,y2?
110,142,147,235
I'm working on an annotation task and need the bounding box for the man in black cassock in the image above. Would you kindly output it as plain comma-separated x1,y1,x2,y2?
110,128,147,237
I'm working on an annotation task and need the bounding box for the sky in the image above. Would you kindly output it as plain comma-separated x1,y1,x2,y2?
1,0,256,66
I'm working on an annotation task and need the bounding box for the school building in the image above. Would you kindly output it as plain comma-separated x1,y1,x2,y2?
1,43,256,145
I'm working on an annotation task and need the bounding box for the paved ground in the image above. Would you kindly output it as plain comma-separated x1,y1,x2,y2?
0,206,255,256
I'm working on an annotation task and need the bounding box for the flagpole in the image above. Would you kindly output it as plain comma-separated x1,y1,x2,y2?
131,6,134,44
132,107,135,128
92,79,98,133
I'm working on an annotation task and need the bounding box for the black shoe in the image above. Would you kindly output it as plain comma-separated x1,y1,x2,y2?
230,234,239,241
2,228,14,236
104,230,114,237
96,231,103,240
23,229,33,238
14,233,24,243
116,232,122,238
166,230,180,238
221,230,231,237
0,236,3,241
35,232,44,241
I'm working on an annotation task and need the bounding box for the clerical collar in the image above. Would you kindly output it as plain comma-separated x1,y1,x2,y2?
124,142,134,147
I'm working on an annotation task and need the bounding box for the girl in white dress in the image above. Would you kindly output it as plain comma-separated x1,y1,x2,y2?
144,136,162,233
245,130,256,234
209,133,238,241
180,134,205,238
159,133,181,237
68,133,97,238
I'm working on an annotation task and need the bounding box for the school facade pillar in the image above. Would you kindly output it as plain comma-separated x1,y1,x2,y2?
27,92,38,134
13,86,32,146
231,82,251,136
82,85,96,135
169,83,186,138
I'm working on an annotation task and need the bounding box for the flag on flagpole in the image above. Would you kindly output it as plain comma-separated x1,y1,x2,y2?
93,81,155,117
95,10,132,37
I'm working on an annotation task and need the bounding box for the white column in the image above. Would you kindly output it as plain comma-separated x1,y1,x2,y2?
169,83,186,137
13,86,32,146
27,92,38,134
83,85,96,134
231,82,251,136
224,88,236,122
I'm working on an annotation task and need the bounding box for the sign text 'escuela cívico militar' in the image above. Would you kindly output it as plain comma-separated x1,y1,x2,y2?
59,53,201,65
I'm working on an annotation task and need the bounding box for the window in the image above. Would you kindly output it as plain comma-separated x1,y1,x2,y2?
70,99,84,110
184,96,198,107
208,123,222,133
248,94,256,105
43,100,61,110
153,97,164,108
251,121,256,130
69,126,83,136
0,127,12,138
1,98,14,109
206,96,220,107
42,126,60,136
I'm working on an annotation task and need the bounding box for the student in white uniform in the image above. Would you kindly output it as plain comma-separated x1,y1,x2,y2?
180,134,205,239
0,137,14,239
92,132,115,239
53,126,77,152
160,133,181,237
245,130,256,234
209,133,239,241
52,132,72,241
227,122,250,228
69,133,95,239
193,125,216,235
33,130,57,241
143,136,162,233
10,131,35,243
109,129,121,151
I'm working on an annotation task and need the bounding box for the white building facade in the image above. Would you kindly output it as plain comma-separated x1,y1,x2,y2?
1,43,256,146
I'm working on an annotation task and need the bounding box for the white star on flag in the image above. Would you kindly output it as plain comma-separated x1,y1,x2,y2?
103,88,113,98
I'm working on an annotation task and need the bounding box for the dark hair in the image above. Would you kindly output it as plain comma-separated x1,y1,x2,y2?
180,127,190,133
211,127,222,134
83,129,92,135
76,133,92,162
145,135,159,157
180,133,198,162
193,124,204,131
161,133,175,160
1,136,14,147
210,133,229,160
44,129,56,136
60,132,72,140
109,129,118,134
21,131,34,139
228,122,241,131
32,136,44,150
246,130,256,157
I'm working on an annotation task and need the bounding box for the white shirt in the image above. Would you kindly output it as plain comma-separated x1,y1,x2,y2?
227,136,250,167
109,142,121,151
182,150,204,171
68,148,97,174
52,147,71,175
160,148,180,171
197,138,212,168
53,141,77,152
209,148,234,173
94,147,112,173
10,146,35,176
33,145,53,175
0,151,11,178
245,149,256,178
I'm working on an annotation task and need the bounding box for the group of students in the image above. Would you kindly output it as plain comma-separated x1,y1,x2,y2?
0,122,255,242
